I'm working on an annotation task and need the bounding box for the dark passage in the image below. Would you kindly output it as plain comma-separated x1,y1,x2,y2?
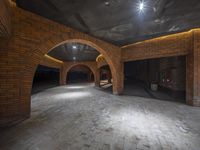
32,65,59,94
124,56,186,103
67,65,94,84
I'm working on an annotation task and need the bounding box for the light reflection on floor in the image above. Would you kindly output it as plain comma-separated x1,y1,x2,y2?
0,83,200,150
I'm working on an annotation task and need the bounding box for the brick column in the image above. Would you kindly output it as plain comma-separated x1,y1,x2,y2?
186,30,200,106
59,67,66,85
112,62,124,95
95,69,100,87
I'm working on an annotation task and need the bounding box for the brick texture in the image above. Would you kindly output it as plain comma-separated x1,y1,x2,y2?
40,55,63,69
186,30,200,106
0,4,123,127
122,31,191,62
121,29,200,106
60,61,98,86
0,1,200,127
0,0,11,37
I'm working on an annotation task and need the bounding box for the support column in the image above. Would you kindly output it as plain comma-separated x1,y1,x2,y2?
186,30,200,106
95,69,100,87
112,62,124,95
59,66,66,85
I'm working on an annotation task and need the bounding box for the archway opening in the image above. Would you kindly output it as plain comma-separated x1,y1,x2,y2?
31,65,60,94
17,39,122,127
124,56,186,103
67,65,94,84
46,41,121,94
99,65,113,92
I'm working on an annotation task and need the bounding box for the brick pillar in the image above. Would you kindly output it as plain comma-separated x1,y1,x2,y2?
95,69,100,87
186,30,200,106
112,62,124,95
59,67,66,85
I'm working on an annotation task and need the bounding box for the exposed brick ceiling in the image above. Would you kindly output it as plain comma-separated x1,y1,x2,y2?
16,0,200,46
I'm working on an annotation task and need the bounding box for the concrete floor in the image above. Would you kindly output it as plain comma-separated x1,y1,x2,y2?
1,83,200,150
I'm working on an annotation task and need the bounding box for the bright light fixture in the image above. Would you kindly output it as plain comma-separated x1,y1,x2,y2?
72,45,77,49
139,1,144,11
73,57,76,60
105,1,109,6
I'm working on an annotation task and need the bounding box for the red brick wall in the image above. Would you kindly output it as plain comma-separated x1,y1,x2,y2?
121,29,200,106
0,5,123,127
40,55,63,69
60,61,98,86
97,59,108,68
0,0,11,37
0,1,200,127
186,29,200,106
122,31,191,62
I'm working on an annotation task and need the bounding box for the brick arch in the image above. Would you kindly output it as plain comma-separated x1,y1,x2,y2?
19,37,123,120
0,6,123,126
21,37,121,93
61,62,97,85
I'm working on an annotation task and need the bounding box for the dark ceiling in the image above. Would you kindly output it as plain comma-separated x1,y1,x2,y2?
16,0,200,46
48,43,99,61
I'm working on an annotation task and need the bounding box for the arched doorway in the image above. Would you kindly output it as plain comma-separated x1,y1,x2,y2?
0,11,123,126
18,39,123,128
66,65,94,84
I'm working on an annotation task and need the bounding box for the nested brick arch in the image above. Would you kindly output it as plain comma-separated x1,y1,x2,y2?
60,61,98,85
0,5,124,126
20,37,123,121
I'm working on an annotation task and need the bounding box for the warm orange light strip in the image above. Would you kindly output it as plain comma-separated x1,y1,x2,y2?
96,54,105,62
45,54,63,64
121,28,200,49
9,0,16,6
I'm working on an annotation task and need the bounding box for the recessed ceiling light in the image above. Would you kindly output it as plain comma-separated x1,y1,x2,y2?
139,2,144,11
105,1,110,6
72,45,77,49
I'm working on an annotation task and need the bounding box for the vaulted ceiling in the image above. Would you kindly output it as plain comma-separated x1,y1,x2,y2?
48,43,99,61
16,0,200,46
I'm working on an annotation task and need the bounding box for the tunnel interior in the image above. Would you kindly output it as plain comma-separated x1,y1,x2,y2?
67,65,94,84
32,65,60,94
124,56,186,103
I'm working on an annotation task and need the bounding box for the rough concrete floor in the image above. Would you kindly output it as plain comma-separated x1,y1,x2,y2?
0,83,200,150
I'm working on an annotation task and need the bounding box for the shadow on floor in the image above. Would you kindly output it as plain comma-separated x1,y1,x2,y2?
99,80,186,104
124,80,186,103
31,81,59,94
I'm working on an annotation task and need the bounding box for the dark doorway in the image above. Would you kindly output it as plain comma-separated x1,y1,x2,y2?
67,65,94,84
32,65,59,94
98,65,113,92
124,56,186,103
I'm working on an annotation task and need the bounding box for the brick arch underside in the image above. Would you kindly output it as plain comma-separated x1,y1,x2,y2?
21,39,121,120
66,64,95,81
63,63,97,84
11,7,123,122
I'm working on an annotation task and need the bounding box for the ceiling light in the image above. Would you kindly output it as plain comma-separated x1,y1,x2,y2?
72,45,77,49
139,1,144,11
105,1,109,6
